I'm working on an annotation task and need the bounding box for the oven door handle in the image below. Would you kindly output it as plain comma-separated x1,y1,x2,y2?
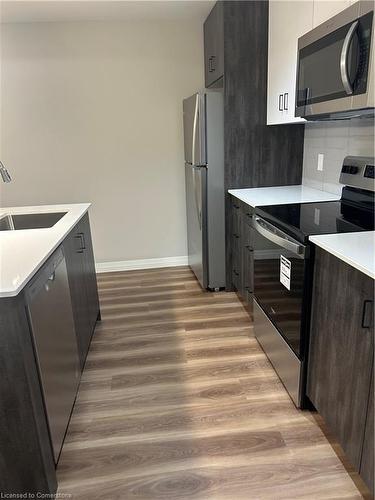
253,216,306,257
340,20,358,95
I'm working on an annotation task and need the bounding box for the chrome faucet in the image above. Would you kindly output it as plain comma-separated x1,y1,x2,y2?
0,161,12,183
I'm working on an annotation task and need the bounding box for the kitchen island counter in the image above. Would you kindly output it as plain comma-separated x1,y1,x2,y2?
0,203,91,297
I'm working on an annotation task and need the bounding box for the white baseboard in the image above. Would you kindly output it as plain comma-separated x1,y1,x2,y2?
96,255,189,273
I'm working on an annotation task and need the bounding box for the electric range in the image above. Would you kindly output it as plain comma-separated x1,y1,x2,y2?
251,156,374,408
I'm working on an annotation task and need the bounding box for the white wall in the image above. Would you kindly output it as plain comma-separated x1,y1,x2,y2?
302,118,375,195
0,20,204,263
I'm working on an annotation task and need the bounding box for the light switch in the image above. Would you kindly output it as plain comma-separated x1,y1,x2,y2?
317,153,324,171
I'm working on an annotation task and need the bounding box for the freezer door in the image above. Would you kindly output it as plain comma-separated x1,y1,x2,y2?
185,164,208,288
183,94,206,166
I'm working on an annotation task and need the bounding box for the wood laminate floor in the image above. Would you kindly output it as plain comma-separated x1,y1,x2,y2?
57,267,369,499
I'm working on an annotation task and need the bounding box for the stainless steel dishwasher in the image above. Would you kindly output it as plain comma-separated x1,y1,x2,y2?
25,247,80,463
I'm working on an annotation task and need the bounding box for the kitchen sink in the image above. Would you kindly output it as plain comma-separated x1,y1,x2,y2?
0,212,67,231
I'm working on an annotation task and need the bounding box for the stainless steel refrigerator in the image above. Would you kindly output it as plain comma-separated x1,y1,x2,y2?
183,91,225,290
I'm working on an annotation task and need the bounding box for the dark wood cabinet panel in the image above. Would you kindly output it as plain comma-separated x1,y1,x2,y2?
64,213,100,369
360,365,374,495
242,224,254,298
0,296,57,495
78,213,100,335
229,196,255,307
307,248,374,476
204,2,224,88
221,0,304,288
231,199,242,293
63,223,91,368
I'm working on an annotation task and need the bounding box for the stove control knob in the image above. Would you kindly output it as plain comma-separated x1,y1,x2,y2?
342,165,359,174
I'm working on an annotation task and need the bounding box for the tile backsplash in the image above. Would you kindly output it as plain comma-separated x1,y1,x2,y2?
302,117,375,195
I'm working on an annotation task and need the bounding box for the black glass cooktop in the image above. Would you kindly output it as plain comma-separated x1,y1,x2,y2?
256,199,374,243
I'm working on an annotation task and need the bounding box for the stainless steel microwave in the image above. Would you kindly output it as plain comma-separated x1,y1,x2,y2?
296,1,374,120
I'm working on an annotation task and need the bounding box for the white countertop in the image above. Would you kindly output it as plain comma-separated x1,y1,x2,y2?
228,185,340,207
310,232,375,279
0,203,90,298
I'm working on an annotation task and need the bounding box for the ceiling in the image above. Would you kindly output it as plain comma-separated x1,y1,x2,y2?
1,0,214,24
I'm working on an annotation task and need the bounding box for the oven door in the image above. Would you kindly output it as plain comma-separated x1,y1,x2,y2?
253,216,309,359
296,5,373,118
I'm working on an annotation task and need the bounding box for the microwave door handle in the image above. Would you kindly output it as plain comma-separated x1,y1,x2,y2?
253,216,305,256
340,20,359,95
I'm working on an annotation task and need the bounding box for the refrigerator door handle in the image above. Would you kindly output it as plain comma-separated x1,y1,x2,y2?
192,166,202,230
191,94,199,165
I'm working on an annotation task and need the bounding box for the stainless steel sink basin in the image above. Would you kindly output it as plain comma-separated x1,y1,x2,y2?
0,212,67,231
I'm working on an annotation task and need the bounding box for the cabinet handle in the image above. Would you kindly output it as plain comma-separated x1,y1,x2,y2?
245,245,253,252
211,55,216,72
80,232,86,250
361,300,373,328
209,57,214,72
279,94,284,111
284,92,288,110
75,233,86,253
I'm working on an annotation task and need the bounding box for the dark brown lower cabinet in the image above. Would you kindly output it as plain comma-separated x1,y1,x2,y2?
231,199,242,293
361,371,374,494
307,247,374,494
0,211,100,495
63,212,100,369
230,196,254,309
0,296,57,495
242,214,254,308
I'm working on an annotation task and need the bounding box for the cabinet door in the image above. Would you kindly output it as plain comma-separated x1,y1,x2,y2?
231,199,242,292
267,0,313,125
312,0,350,27
63,224,91,369
307,248,374,471
78,213,100,336
242,222,254,299
204,2,224,88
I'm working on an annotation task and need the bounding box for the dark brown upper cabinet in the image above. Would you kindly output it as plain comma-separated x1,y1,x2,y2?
307,247,374,494
204,2,224,88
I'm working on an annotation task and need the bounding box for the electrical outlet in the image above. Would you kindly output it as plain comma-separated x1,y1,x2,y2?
317,153,324,171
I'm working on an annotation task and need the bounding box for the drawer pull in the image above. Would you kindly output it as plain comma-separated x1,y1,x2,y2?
361,300,373,329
